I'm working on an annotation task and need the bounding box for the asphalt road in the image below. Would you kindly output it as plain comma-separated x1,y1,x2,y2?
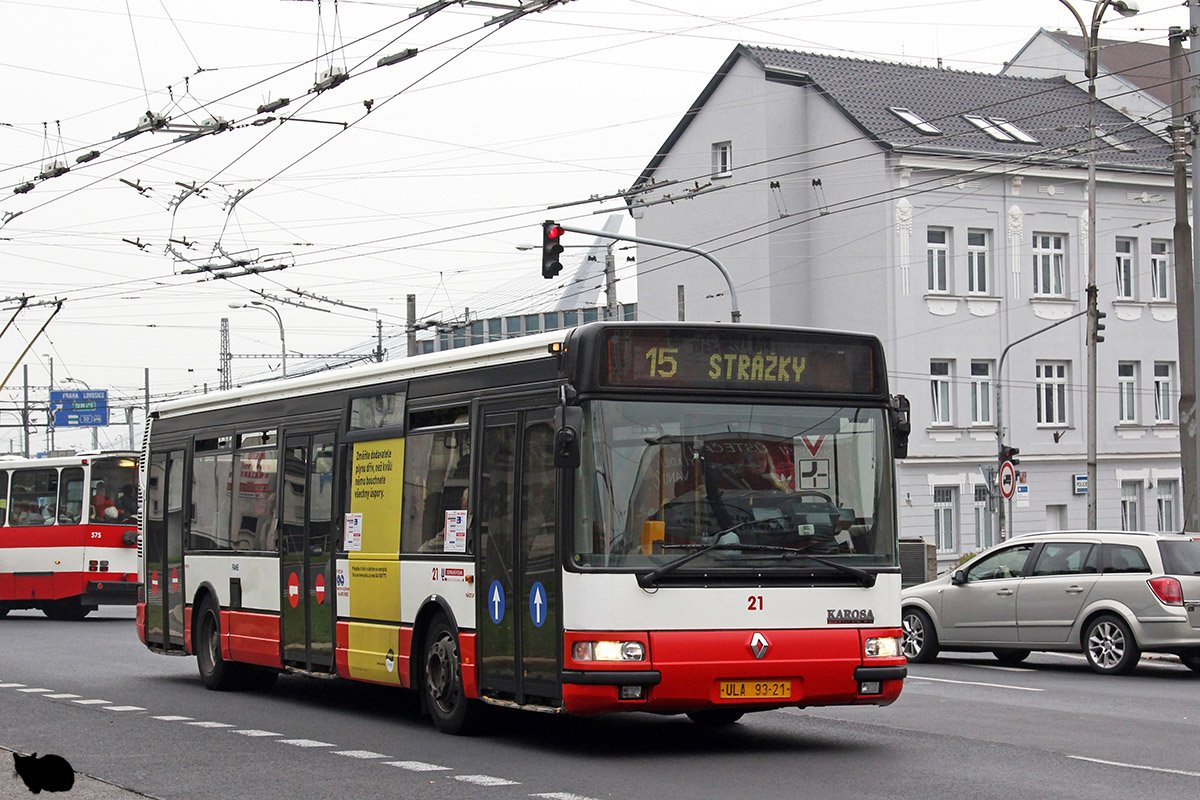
2,607,1197,800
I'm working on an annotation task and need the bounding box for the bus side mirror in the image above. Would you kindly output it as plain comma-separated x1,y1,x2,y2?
890,394,911,460
553,405,582,470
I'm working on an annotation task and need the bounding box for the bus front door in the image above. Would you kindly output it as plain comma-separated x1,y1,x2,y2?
280,433,337,673
476,407,561,708
145,449,186,653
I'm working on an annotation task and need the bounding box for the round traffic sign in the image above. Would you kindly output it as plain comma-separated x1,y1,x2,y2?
287,572,300,608
999,459,1017,500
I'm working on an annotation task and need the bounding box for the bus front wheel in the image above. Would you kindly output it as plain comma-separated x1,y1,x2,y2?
196,598,245,690
423,614,480,735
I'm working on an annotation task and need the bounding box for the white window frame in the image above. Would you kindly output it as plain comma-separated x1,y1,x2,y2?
1115,238,1135,300
889,106,942,135
711,141,732,178
1117,362,1138,424
1157,479,1179,532
930,360,952,425
1121,481,1143,531
1154,362,1175,423
1036,361,1069,426
1032,233,1065,297
927,228,949,293
970,360,992,426
973,484,994,549
967,230,989,295
934,486,957,552
1151,239,1172,302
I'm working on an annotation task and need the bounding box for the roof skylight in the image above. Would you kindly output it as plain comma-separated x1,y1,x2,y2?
889,107,941,135
989,118,1038,143
963,115,1039,144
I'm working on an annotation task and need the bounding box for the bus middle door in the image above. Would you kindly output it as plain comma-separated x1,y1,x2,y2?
476,407,561,709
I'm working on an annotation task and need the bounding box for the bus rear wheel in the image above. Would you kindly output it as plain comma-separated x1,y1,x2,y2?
195,598,245,690
423,614,481,735
43,599,95,621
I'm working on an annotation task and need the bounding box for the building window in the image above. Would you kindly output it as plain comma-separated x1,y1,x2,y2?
1032,233,1065,297
970,360,992,426
930,360,952,425
1117,362,1138,424
1121,481,1143,531
967,230,989,294
888,106,942,135
927,229,949,293
1151,239,1172,302
973,484,994,549
1036,361,1068,425
934,486,957,551
712,141,732,178
1115,238,1135,299
1154,362,1175,423
1157,479,1179,532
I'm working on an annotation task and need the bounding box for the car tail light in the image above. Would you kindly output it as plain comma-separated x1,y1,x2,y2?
1148,577,1183,606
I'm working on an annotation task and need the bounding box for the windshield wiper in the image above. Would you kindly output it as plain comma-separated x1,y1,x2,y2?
636,524,877,588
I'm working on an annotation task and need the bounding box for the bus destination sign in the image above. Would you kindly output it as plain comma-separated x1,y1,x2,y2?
598,328,881,395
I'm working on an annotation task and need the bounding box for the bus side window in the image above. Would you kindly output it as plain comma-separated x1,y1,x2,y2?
58,467,84,525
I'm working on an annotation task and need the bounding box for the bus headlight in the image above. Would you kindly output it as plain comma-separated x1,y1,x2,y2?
864,636,901,658
572,640,646,662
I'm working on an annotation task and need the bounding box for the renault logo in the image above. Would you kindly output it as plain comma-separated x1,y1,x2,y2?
750,632,770,659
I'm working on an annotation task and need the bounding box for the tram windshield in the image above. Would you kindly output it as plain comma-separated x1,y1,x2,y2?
572,400,896,572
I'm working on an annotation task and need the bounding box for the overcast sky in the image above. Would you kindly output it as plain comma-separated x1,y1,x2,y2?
0,0,1188,452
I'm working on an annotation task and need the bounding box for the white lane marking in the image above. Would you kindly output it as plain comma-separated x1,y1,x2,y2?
233,730,281,737
186,721,233,728
73,699,113,705
44,694,82,699
907,675,1043,693
0,683,27,688
334,750,389,759
1069,755,1200,778
104,706,145,712
18,688,52,693
383,761,450,772
455,775,519,787
968,664,1035,673
278,739,334,748
533,794,605,800
152,715,194,721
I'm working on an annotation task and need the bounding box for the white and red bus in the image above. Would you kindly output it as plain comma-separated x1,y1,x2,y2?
0,452,140,619
138,322,910,732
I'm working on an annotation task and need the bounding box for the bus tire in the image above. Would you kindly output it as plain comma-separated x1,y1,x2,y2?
422,614,481,735
195,598,244,691
43,599,95,621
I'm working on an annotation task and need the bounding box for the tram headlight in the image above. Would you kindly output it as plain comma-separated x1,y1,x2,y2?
572,640,646,662
864,636,901,659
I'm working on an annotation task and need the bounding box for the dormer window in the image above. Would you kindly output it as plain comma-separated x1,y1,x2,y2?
889,107,941,135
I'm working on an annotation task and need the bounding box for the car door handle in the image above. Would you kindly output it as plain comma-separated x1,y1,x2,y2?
1065,586,1084,594
995,588,1014,596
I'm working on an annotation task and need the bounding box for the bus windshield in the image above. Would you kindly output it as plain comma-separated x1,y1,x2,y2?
89,455,139,524
572,400,896,572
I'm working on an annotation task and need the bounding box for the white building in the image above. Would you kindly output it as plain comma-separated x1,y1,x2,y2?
628,45,1183,567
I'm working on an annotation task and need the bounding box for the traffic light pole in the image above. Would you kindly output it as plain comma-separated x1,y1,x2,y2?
994,309,1088,542
548,222,741,323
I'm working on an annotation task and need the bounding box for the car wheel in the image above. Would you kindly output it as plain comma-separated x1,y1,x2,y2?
901,607,939,662
991,649,1030,666
686,709,745,726
1083,615,1140,675
423,614,482,735
195,598,245,690
1179,650,1200,674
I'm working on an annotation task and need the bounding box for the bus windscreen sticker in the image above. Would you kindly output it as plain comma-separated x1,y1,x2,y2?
343,513,363,551
444,510,467,553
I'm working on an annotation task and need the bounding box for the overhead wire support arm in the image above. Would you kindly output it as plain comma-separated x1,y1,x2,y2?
552,222,740,323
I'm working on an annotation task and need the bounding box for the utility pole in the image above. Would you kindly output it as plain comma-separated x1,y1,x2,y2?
219,318,232,391
46,355,53,452
407,294,417,356
604,244,618,320
22,365,30,457
1170,26,1198,530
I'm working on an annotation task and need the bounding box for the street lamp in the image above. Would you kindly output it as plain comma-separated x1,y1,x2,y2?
229,301,287,377
63,377,99,450
1055,0,1138,529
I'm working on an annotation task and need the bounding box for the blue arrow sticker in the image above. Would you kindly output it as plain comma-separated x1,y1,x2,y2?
529,581,547,628
488,580,505,624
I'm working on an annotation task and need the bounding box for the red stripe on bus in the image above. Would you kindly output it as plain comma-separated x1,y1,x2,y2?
0,525,137,549
225,610,282,668
459,632,478,700
335,621,351,679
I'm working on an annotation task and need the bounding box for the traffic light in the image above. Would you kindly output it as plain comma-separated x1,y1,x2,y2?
1000,445,1021,467
541,220,565,279
1094,309,1107,343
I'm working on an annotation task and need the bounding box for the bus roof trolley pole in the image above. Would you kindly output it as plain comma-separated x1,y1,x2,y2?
548,222,741,323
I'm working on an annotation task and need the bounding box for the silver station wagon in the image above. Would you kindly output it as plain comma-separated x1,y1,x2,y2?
901,531,1200,674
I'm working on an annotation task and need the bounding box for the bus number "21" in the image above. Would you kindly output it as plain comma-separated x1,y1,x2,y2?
748,595,764,611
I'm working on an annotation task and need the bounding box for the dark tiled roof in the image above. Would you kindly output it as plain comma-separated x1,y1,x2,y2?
633,45,1170,191
1039,30,1172,107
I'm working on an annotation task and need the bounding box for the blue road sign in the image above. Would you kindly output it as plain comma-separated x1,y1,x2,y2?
54,409,109,427
488,580,506,624
529,581,547,627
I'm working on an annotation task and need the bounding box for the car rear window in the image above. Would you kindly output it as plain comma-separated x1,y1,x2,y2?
1101,543,1150,574
1159,540,1200,575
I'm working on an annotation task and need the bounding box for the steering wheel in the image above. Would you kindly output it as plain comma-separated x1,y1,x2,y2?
794,490,834,503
